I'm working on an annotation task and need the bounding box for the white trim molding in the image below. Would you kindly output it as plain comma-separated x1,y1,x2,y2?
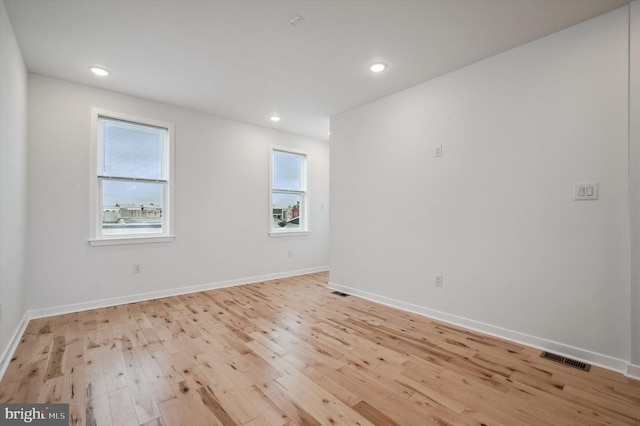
89,108,176,246
328,280,636,378
269,145,310,236
628,0,640,380
88,235,175,246
28,267,328,319
0,312,29,382
627,363,640,380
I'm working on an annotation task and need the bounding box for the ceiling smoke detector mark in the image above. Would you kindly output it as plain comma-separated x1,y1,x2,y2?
289,15,304,26
540,351,591,372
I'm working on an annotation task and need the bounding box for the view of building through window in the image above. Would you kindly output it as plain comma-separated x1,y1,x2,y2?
102,180,163,231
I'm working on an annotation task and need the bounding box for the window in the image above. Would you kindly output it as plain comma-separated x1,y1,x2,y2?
270,148,308,235
89,109,174,245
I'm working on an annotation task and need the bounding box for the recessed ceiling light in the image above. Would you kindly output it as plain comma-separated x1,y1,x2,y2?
90,67,110,77
369,62,387,73
270,116,281,122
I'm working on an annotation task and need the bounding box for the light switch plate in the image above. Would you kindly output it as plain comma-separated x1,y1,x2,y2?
574,182,599,200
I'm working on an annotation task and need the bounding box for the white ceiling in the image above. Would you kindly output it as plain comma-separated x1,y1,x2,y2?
4,0,631,141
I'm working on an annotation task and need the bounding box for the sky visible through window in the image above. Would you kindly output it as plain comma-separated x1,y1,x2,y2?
273,150,303,209
103,180,162,206
101,119,165,207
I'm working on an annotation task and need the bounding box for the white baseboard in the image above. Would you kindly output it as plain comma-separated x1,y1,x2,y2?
29,266,329,320
0,311,29,382
328,281,635,378
627,363,640,380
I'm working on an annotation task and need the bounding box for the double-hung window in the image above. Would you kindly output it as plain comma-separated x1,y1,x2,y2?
90,109,175,245
270,148,308,235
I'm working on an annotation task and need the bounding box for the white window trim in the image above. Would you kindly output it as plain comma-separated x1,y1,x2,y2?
89,108,175,246
269,145,310,237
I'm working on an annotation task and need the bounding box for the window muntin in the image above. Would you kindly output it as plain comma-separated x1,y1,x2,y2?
92,112,173,242
271,149,307,233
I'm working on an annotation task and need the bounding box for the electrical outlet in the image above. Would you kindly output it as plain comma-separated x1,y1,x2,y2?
435,274,443,287
133,264,142,274
288,250,293,258
434,145,443,157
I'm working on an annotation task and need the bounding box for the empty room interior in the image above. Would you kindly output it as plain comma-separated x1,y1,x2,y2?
1,0,640,424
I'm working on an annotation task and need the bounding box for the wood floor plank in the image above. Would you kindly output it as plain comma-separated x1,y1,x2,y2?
102,354,128,393
121,343,162,424
171,380,222,426
157,397,188,426
64,365,87,426
44,336,66,381
108,387,139,426
38,375,64,403
14,359,47,404
0,271,638,425
351,400,401,426
86,380,113,426
302,366,361,407
275,373,374,426
239,384,289,426
133,346,176,404
508,380,633,426
197,385,240,426
193,365,260,423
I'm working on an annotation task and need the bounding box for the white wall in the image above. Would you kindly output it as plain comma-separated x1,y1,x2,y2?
26,75,329,313
0,0,28,361
330,7,631,371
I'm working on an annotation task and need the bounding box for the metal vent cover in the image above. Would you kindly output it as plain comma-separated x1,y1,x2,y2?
540,351,591,372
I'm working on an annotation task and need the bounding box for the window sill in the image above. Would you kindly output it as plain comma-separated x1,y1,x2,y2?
89,235,176,246
269,230,310,238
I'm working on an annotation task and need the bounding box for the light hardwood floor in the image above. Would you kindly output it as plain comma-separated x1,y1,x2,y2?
0,272,638,425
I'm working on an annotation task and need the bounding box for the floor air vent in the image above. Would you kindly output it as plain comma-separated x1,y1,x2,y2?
540,351,591,372
331,291,349,297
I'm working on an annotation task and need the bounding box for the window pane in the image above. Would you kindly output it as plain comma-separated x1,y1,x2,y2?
273,151,303,191
101,180,163,234
272,192,302,229
102,118,165,180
